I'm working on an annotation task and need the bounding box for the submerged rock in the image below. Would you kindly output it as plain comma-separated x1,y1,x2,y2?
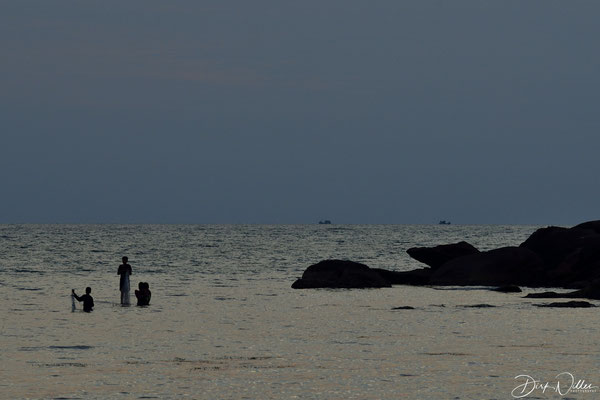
524,291,567,299
291,260,391,289
524,281,600,300
492,285,522,293
534,301,596,308
458,304,496,308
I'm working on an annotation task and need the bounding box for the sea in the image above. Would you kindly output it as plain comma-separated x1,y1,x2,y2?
1,224,598,399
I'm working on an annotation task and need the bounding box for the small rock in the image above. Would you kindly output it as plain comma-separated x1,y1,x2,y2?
458,304,496,308
535,301,596,308
524,291,566,298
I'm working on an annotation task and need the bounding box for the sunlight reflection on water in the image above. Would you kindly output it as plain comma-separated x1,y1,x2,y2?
1,224,598,399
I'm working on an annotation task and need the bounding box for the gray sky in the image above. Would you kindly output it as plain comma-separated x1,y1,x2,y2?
2,1,599,224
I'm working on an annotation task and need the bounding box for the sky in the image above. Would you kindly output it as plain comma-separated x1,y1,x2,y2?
2,1,599,225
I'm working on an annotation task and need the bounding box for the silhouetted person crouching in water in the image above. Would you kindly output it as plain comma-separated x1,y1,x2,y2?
72,287,94,312
135,282,151,306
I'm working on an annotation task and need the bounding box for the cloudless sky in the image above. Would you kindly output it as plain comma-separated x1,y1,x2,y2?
2,1,599,224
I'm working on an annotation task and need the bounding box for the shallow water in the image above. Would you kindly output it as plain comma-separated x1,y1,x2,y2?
1,225,598,399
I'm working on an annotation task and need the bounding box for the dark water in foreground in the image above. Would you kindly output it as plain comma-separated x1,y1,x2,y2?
1,224,598,399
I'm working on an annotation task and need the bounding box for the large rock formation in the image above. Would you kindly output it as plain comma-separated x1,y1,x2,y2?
406,241,479,269
292,220,600,299
573,220,600,234
403,220,600,290
291,260,391,289
519,223,600,287
428,247,545,286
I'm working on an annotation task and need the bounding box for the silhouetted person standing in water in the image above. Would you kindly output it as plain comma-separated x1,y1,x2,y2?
117,256,132,305
72,287,94,312
135,282,151,306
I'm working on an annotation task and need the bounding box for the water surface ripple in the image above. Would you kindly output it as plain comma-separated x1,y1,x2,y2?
1,224,598,399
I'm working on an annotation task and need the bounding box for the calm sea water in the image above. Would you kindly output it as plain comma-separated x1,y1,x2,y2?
1,224,598,399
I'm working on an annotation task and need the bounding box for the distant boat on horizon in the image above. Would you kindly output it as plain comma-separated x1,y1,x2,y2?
439,220,451,225
319,220,332,225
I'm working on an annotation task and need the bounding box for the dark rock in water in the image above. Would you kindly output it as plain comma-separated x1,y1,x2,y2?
524,291,567,299
293,220,600,292
535,301,596,308
391,306,415,310
524,281,600,300
291,260,391,289
492,285,522,293
429,247,545,287
519,223,600,286
458,304,496,308
407,241,479,270
519,226,575,268
547,240,600,288
568,281,600,300
391,220,600,289
572,220,600,234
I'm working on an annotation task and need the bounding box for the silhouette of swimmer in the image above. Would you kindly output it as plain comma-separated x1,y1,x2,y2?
117,256,132,305
72,287,94,312
135,282,151,306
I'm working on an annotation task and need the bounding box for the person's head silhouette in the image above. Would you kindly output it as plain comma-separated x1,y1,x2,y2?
122,256,128,264
85,287,92,294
